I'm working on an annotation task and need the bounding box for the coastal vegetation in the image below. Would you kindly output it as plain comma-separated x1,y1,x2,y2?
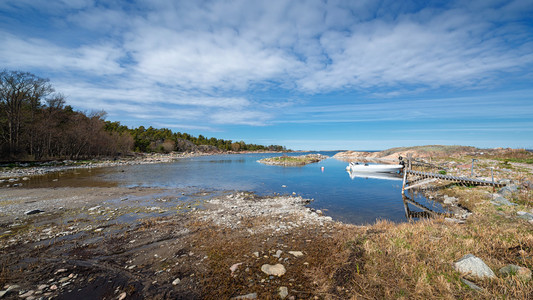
0,70,285,162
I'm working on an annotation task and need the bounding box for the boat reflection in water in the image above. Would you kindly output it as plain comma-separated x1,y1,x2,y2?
346,170,449,220
346,170,403,181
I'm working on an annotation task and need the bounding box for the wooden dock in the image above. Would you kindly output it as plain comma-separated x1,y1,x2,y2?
401,155,505,194
407,170,504,187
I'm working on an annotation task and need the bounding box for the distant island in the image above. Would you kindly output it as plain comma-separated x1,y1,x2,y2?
258,154,328,166
334,145,532,162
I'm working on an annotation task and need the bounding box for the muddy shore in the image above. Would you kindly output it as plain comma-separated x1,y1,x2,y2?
0,183,356,299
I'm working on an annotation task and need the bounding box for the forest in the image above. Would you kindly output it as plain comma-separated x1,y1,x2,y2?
0,70,285,162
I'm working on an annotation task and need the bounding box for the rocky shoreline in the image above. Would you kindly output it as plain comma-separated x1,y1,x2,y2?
0,152,205,181
0,186,347,299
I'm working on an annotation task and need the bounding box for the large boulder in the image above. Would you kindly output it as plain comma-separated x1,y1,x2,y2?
498,184,518,198
491,195,515,206
454,254,495,279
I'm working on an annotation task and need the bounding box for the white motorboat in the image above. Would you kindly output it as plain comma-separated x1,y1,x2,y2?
346,162,404,173
347,170,403,181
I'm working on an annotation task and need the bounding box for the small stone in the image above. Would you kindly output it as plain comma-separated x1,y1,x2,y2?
24,209,44,215
88,206,101,211
127,265,136,270
279,286,289,299
454,254,495,279
172,278,181,285
261,264,286,276
443,195,457,205
252,252,259,257
118,292,127,300
37,285,47,291
231,292,257,299
58,277,69,283
19,290,34,298
445,218,465,224
460,278,483,291
0,286,16,298
49,285,57,291
273,250,283,258
230,263,243,276
499,264,532,281
288,251,304,257
517,211,533,221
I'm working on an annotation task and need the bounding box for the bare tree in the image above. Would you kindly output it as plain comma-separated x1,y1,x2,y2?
0,70,53,157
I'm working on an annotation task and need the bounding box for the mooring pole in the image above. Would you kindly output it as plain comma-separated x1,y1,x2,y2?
401,155,409,195
471,159,478,177
491,167,495,192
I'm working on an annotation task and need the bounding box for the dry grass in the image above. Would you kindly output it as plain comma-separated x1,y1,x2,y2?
342,174,533,300
185,218,367,299
349,213,532,299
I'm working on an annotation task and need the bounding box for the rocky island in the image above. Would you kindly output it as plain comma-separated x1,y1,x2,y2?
258,153,328,166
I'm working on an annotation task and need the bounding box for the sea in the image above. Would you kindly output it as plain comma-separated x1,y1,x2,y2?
19,151,448,225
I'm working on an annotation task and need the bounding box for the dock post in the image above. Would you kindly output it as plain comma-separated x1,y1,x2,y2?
401,162,408,195
471,159,478,177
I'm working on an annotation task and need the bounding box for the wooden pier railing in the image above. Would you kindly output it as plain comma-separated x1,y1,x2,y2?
401,155,505,194
406,170,504,187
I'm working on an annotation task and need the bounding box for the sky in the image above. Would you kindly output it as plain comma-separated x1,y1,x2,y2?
1,0,532,150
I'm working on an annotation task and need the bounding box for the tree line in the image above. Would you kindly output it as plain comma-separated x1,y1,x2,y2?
0,70,285,162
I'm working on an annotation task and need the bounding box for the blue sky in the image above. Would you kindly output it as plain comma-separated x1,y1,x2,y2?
1,0,532,150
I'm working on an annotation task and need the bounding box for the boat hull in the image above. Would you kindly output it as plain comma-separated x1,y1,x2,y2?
346,164,403,173
347,170,403,180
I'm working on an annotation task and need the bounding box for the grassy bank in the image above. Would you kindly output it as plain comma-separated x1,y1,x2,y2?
339,154,532,299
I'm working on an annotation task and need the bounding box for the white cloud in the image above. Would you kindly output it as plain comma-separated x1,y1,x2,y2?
152,122,218,132
0,31,124,76
210,109,273,126
297,10,533,91
1,0,532,132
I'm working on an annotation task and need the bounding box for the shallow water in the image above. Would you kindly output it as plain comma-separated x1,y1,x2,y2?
15,152,447,225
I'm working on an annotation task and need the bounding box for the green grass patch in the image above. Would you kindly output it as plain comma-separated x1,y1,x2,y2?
498,158,533,164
